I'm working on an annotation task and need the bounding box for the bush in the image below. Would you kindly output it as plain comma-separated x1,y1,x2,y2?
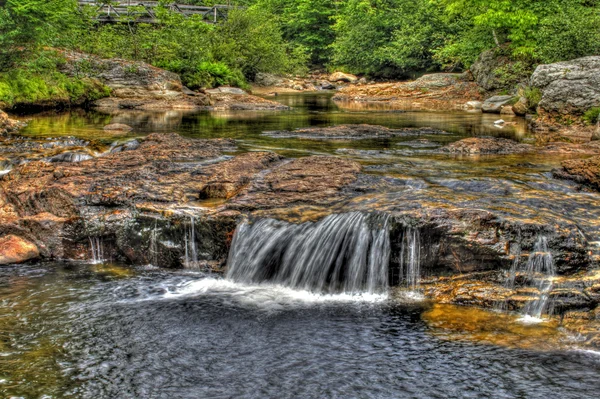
522,86,542,111
583,107,600,125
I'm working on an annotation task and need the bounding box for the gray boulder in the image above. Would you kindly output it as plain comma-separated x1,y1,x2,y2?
482,95,514,113
531,56,600,114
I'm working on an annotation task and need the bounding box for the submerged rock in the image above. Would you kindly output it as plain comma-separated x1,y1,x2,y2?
263,124,449,140
103,123,133,132
0,234,39,265
440,137,533,154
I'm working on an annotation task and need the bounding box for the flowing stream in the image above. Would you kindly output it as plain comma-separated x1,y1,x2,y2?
3,93,600,398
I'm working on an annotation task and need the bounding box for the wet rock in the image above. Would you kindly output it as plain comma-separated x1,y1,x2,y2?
440,137,533,154
48,152,94,163
263,124,449,140
530,56,600,114
229,156,361,211
553,156,600,190
103,123,133,132
329,72,358,83
110,139,141,153
0,234,39,265
482,95,515,113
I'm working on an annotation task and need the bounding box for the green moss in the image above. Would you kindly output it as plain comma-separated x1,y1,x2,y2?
522,87,542,110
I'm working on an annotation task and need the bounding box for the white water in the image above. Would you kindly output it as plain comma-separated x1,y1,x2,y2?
184,216,199,268
521,236,556,318
89,237,105,264
502,236,556,319
399,228,421,289
226,212,391,294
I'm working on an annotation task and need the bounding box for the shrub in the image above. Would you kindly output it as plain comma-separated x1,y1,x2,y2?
583,107,600,125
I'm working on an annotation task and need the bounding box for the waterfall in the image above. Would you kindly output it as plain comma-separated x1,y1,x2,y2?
226,212,391,294
399,228,421,289
521,237,556,319
89,236,104,264
184,216,199,268
500,236,556,319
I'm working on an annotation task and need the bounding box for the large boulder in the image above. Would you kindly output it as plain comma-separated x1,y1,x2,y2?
531,56,600,114
482,95,515,113
471,49,533,93
60,51,183,100
329,72,358,83
0,235,40,265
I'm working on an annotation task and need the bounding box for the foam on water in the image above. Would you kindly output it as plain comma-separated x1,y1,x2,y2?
162,277,389,309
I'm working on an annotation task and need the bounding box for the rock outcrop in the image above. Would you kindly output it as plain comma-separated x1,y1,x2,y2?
59,51,287,111
333,73,482,112
531,56,600,115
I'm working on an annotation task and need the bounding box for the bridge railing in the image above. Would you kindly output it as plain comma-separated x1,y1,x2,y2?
78,1,234,23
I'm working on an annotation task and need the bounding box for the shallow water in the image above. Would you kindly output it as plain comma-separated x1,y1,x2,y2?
2,263,600,399
5,94,600,398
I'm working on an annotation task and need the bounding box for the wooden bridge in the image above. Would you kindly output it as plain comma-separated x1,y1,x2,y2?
78,1,234,23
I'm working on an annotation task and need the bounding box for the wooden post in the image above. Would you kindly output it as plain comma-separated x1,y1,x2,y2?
214,7,217,23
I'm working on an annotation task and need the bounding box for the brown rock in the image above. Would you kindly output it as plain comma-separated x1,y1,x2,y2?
0,235,39,265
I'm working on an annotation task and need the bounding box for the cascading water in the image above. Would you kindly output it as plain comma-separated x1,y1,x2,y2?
89,236,104,264
521,236,556,319
499,236,556,319
399,228,421,290
226,212,391,294
184,216,199,268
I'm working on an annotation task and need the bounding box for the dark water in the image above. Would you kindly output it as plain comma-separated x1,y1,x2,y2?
1,263,600,399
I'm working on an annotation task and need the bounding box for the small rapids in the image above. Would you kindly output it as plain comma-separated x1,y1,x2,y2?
226,212,391,294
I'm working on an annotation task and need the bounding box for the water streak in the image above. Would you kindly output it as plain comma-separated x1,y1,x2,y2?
521,236,556,319
184,216,199,268
226,212,390,294
89,237,104,264
399,228,421,289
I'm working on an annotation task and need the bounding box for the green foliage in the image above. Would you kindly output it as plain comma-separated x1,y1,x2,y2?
522,87,542,111
583,108,600,125
0,69,110,108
